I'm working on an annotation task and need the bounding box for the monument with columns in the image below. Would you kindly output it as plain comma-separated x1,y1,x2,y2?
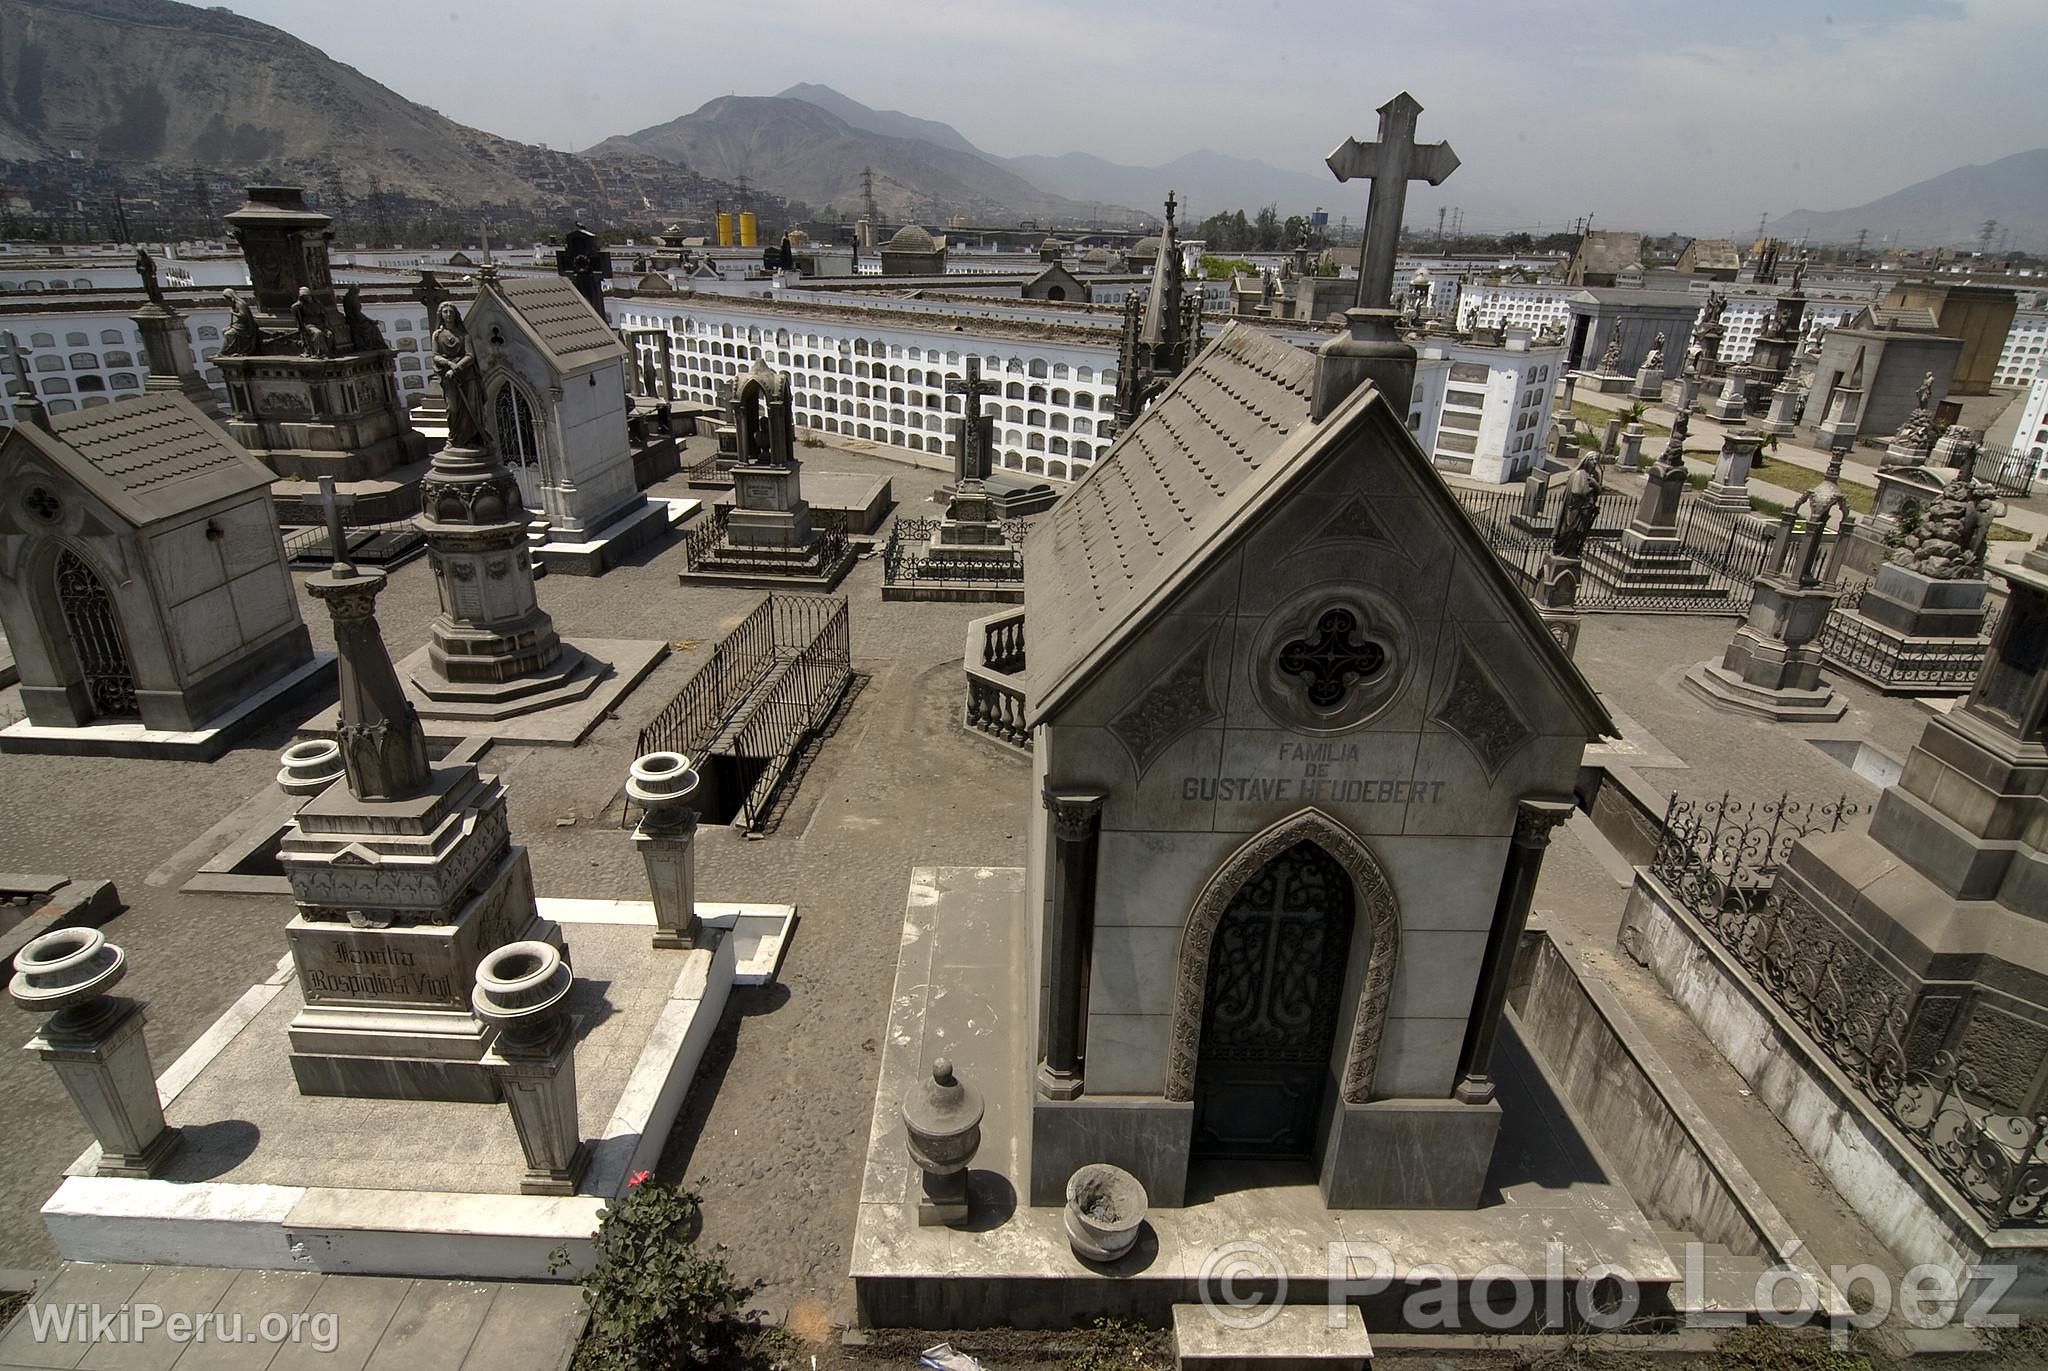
212,186,428,521
858,95,1617,1335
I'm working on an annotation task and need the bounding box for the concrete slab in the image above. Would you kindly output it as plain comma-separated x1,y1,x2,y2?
300,640,667,747
1172,1302,1370,1371
849,866,1677,1332
37,917,748,1279
0,655,337,762
710,472,893,535
532,497,698,577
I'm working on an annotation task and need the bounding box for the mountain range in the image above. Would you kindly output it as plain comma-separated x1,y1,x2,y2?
1765,149,2048,253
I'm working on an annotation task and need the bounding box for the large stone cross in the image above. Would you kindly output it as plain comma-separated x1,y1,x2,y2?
411,270,451,328
1326,92,1460,312
946,356,998,484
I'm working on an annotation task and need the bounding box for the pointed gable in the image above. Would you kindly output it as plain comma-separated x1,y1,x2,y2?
1024,324,1611,745
1,394,273,527
480,275,625,374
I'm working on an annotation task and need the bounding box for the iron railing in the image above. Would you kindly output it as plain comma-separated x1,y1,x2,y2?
680,504,852,576
1974,444,2042,501
883,516,1025,585
726,596,852,828
635,593,780,761
1649,791,2048,1227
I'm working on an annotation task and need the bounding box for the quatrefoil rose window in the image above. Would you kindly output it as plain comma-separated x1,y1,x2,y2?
1252,588,1408,733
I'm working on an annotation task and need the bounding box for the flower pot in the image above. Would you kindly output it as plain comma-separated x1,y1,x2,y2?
1064,1163,1146,1262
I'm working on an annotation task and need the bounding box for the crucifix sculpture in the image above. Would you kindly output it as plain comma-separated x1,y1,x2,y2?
945,356,998,485
1326,92,1460,312
411,270,452,333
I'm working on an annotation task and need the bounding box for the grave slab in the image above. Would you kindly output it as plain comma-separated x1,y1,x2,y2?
850,866,1676,1332
716,472,893,535
532,497,698,577
35,906,782,1280
0,655,337,762
299,640,666,747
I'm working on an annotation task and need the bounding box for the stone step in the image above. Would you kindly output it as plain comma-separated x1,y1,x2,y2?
1172,1303,1371,1371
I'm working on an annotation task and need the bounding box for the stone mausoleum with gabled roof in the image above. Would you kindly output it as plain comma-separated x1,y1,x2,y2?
1019,321,1615,1211
0,392,330,755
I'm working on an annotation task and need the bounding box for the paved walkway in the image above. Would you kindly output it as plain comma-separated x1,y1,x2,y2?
0,1264,585,1371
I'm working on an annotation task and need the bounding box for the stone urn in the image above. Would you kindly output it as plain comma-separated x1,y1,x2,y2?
472,940,574,1051
276,739,345,797
9,927,126,1032
627,752,704,949
627,751,701,818
901,1057,982,1226
1065,1163,1147,1262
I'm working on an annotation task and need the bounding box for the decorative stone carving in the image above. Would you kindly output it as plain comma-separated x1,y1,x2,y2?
902,1057,983,1226
1163,809,1400,1106
1313,494,1392,548
1430,639,1534,779
1106,633,1221,776
1251,587,1409,734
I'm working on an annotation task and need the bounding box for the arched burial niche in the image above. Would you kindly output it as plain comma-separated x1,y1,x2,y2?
1163,808,1400,1165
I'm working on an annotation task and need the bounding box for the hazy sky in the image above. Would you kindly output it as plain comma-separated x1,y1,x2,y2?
217,0,2040,235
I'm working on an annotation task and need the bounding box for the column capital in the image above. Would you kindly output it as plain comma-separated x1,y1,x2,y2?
1042,788,1106,841
1511,798,1576,849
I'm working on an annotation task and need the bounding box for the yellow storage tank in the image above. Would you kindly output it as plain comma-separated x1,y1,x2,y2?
716,212,734,246
738,211,759,247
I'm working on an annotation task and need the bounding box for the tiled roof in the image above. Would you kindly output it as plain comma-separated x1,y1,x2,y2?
1023,325,1313,711
26,395,271,523
495,276,624,370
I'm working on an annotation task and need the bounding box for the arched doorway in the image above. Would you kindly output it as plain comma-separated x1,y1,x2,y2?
1189,839,1355,1161
53,547,137,720
492,381,545,509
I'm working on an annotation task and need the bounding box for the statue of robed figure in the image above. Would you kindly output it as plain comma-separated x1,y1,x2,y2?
431,301,488,450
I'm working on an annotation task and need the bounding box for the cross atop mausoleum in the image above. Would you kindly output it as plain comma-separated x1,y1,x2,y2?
1326,92,1460,312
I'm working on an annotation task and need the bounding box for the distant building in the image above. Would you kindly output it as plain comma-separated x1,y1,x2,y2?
1993,309,2048,389
1454,283,1575,335
1879,281,2016,395
1407,331,1563,484
879,224,947,277
1565,230,1646,287
2015,373,2048,470
1675,239,1741,281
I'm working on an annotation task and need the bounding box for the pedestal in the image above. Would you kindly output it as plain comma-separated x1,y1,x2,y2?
1618,425,1644,469
1709,368,1751,422
1683,574,1847,721
474,942,590,1197
1822,563,1990,695
28,999,182,1177
1701,431,1762,513
1760,383,1801,437
1629,366,1664,402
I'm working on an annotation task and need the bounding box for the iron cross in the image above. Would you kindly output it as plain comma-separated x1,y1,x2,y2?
945,356,998,483
1326,92,1460,312
411,270,451,329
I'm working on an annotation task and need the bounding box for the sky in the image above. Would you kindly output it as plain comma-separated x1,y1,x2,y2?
215,0,2043,236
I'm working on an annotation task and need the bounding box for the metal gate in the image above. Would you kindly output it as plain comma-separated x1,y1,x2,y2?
55,547,137,719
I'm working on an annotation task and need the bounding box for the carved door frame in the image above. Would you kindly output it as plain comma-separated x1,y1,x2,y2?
1163,808,1400,1106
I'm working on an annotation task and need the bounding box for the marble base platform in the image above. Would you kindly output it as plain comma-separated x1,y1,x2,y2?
0,654,337,762
35,899,792,1280
1586,373,1631,394
269,461,431,527
1681,661,1848,724
300,639,667,747
677,541,856,592
851,866,1679,1332
532,497,698,578
718,471,894,535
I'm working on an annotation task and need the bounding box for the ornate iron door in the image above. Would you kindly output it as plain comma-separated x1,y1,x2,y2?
54,548,137,719
1191,840,1355,1160
494,383,546,510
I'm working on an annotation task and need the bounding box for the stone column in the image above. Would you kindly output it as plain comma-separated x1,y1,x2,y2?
1702,430,1763,512
1675,371,1700,414
1454,801,1575,1105
628,752,704,951
8,929,181,1177
1038,789,1105,1101
473,940,589,1196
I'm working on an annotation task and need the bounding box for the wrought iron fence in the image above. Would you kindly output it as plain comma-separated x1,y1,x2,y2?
680,505,851,575
1975,443,2042,501
1648,791,2048,1226
727,596,852,829
882,516,1025,585
635,592,779,760
280,515,423,564
1454,485,1778,614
